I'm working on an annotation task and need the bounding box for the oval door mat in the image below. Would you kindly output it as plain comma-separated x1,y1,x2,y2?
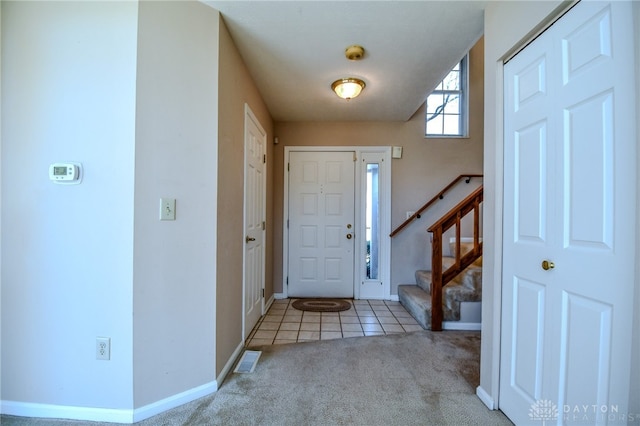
291,299,352,312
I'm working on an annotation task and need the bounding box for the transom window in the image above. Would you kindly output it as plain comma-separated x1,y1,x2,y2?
425,55,468,138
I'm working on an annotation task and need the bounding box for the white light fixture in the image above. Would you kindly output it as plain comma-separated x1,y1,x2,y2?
331,78,366,100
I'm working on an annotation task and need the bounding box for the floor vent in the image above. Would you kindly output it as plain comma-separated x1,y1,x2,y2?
234,350,262,373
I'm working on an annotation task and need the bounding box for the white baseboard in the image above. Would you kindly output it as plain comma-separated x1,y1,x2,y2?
135,340,246,422
133,380,218,423
216,341,244,387
274,293,399,302
442,321,481,331
2,381,219,424
264,294,275,312
476,385,496,410
1,400,134,424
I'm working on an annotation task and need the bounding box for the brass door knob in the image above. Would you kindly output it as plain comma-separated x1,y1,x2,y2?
246,236,256,243
346,234,352,240
541,260,555,270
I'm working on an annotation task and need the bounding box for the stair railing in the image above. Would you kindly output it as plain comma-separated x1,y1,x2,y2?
389,174,483,238
427,185,483,331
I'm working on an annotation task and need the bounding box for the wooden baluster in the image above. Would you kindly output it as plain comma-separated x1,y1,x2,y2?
473,197,480,256
455,212,461,266
431,228,443,331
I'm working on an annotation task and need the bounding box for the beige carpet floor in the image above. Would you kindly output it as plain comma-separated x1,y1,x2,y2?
2,331,513,425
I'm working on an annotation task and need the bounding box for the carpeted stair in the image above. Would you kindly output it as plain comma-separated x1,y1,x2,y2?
398,243,482,330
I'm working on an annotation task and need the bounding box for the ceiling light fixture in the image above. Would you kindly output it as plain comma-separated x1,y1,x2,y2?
331,78,366,100
345,45,365,60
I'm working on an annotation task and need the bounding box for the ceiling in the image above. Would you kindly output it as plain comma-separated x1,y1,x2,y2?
203,1,486,122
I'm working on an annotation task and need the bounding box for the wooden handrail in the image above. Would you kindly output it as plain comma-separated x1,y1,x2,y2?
428,185,483,331
427,186,483,233
389,174,483,237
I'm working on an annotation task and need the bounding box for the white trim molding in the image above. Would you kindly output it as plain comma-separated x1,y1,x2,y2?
214,341,245,388
2,380,219,424
264,293,275,312
476,386,495,410
133,381,218,423
1,400,135,424
442,321,481,331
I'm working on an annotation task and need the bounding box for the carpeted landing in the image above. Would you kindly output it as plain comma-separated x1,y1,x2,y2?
1,331,513,425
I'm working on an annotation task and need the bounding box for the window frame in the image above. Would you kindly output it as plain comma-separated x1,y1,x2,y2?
425,55,469,138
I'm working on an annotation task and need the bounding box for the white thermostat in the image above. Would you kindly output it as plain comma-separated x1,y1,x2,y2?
49,162,82,184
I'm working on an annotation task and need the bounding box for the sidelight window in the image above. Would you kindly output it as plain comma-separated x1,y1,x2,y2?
365,163,379,280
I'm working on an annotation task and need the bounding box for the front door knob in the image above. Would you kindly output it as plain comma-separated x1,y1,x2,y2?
246,236,256,243
346,234,352,240
541,260,555,270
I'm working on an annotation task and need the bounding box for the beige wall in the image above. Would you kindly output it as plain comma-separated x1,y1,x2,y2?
217,18,274,375
134,1,219,408
273,37,484,295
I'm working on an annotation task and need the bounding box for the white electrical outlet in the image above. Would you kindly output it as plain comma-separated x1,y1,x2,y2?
96,337,111,360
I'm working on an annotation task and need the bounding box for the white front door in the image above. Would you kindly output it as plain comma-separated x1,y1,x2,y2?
500,2,636,424
288,151,355,298
243,105,266,338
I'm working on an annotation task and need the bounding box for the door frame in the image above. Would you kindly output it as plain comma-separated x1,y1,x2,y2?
242,103,267,340
282,146,391,300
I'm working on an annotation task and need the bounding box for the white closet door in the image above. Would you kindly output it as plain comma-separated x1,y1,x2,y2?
500,2,636,423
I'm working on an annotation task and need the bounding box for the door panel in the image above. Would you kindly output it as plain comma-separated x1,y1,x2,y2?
564,90,614,250
515,121,548,244
510,277,545,402
500,2,636,423
558,293,612,409
243,107,266,338
288,151,355,298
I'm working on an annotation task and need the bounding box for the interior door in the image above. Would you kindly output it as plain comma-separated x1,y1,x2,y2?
243,105,266,338
288,151,355,298
500,2,636,423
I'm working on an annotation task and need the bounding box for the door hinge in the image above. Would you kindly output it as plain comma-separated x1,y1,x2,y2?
353,152,357,162
262,288,265,297
287,219,289,229
262,221,266,230
263,154,266,164
286,277,289,285
287,163,290,172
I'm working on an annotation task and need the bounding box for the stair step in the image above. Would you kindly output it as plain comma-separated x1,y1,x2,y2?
415,270,432,293
443,282,479,321
401,261,484,329
461,266,482,292
398,285,432,329
442,256,456,270
415,256,459,293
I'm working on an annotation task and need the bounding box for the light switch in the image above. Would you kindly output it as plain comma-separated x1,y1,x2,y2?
160,198,176,221
392,146,403,159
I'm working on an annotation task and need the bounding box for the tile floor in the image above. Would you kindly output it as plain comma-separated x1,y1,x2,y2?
245,298,424,348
